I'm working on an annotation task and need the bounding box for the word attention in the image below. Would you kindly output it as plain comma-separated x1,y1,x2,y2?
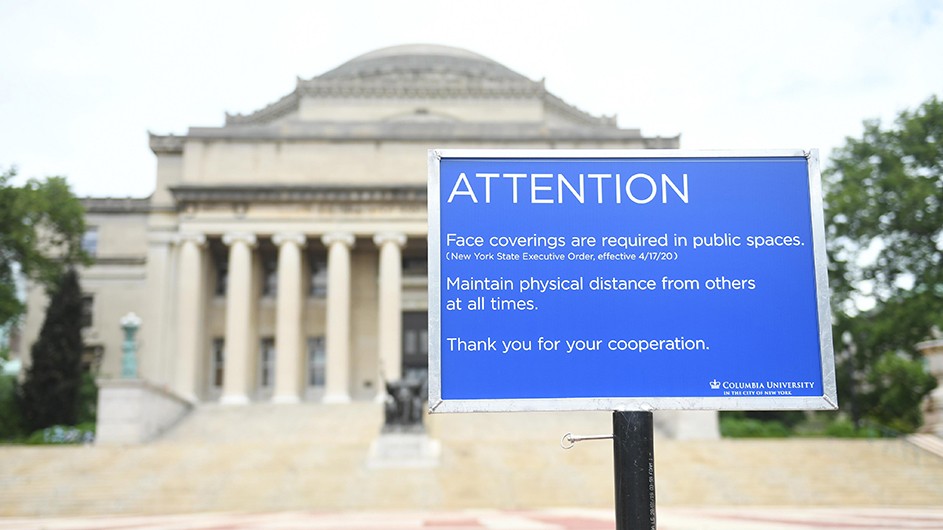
447,172,690,204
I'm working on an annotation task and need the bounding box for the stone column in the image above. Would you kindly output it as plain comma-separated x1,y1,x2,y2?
272,232,306,403
221,232,257,405
374,232,407,382
917,339,943,436
321,232,355,403
143,232,177,387
174,233,206,401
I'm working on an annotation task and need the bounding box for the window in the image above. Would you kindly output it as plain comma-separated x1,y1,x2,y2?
309,259,327,298
402,255,428,277
211,338,225,388
307,336,326,387
81,228,98,256
81,345,104,374
214,261,228,297
262,256,277,297
80,295,94,328
402,311,428,384
259,337,275,388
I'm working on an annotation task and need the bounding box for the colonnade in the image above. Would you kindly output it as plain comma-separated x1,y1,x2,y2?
173,231,408,404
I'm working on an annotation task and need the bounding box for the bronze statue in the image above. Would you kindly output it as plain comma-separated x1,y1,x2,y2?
383,379,425,432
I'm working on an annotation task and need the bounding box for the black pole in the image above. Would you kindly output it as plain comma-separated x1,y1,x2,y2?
613,411,656,530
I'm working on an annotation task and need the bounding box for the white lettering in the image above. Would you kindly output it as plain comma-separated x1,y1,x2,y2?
447,172,477,203
627,173,658,204
531,173,554,204
475,173,499,203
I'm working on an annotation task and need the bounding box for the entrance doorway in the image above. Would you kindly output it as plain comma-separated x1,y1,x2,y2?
402,311,428,386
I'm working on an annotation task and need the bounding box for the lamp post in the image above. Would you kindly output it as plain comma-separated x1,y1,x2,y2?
120,312,142,379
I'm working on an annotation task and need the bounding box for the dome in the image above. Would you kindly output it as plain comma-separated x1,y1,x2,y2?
225,44,625,130
318,44,531,83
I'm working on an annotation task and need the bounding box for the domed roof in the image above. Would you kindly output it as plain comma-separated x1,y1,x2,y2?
224,44,626,131
318,44,531,83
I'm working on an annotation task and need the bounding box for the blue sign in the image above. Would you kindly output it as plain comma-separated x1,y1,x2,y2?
428,150,837,412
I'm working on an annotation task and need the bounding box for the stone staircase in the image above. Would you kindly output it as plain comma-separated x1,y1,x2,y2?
2,404,943,516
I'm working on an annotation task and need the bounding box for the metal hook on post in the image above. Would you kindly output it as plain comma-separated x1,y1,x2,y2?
560,432,614,449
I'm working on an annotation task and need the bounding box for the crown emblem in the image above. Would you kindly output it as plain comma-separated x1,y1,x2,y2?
709,379,721,390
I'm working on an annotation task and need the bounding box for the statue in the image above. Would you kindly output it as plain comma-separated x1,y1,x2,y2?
369,377,441,468
383,379,425,433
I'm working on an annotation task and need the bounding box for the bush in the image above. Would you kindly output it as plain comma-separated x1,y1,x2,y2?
719,411,892,439
720,416,791,438
824,419,883,438
25,423,95,445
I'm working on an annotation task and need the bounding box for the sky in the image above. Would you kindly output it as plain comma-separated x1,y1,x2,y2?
1,0,941,198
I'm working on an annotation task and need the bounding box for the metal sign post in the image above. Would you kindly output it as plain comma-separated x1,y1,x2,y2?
613,411,656,530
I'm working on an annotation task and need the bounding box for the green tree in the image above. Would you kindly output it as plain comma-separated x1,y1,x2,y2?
865,351,937,433
18,269,85,432
0,167,88,328
825,95,942,432
0,373,23,440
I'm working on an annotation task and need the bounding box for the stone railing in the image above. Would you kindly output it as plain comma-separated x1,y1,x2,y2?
95,379,193,445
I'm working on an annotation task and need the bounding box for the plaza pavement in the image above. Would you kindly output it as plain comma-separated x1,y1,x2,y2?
2,507,943,529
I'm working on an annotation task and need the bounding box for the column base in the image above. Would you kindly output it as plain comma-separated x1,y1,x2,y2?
220,394,250,405
272,394,301,404
323,393,351,404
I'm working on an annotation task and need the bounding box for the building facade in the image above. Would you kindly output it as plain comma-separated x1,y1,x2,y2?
24,44,680,406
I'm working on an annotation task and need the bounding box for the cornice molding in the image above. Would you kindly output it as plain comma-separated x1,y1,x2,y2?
298,78,543,99
184,122,657,142
169,184,427,206
87,256,148,266
226,91,301,126
542,91,618,128
82,197,152,214
149,133,185,154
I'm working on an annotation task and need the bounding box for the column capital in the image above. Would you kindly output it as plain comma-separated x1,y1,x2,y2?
174,232,207,247
273,232,307,248
373,232,407,248
321,232,355,249
222,232,258,248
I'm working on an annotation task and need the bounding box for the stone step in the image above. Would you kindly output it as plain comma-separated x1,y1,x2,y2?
2,405,943,516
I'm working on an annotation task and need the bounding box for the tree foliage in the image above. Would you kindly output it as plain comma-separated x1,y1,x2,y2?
0,373,23,439
18,269,85,432
825,95,942,432
0,167,88,328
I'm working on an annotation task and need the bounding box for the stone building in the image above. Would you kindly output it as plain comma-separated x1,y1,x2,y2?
23,44,683,411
